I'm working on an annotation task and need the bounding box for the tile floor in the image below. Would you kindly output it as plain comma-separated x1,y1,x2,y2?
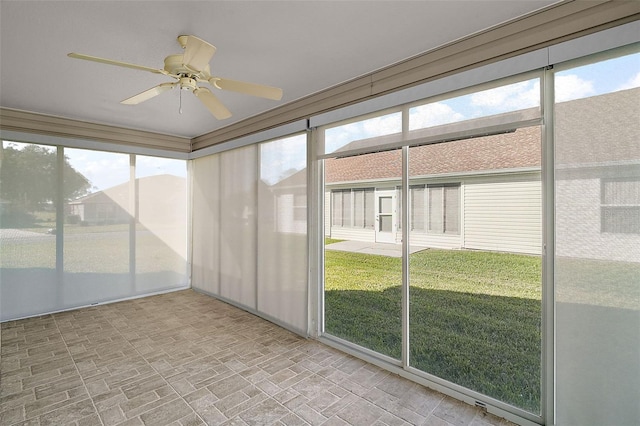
1,290,515,426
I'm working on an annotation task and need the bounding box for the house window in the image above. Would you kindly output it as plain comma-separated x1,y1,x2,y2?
411,185,426,231
331,188,374,228
399,184,458,233
428,184,460,234
331,190,350,227
601,178,640,234
293,193,306,222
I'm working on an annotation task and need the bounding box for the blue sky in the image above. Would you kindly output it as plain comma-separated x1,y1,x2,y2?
63,149,186,191
259,134,307,186
325,52,639,155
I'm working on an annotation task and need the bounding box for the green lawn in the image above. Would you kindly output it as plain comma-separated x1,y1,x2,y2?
324,237,344,245
325,248,542,413
1,224,185,275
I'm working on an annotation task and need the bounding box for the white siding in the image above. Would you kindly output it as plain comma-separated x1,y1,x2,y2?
408,231,461,249
331,227,375,242
464,173,541,254
324,190,331,236
325,189,376,241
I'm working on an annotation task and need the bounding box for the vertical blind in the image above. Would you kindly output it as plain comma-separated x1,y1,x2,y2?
191,134,308,335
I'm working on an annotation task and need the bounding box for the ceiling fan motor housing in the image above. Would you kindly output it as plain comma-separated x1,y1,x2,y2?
179,77,197,91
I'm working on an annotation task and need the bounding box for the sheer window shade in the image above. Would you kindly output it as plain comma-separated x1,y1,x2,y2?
0,143,188,321
554,52,640,425
219,146,258,309
191,134,308,335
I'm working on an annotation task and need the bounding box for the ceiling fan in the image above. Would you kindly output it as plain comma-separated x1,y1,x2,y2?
68,35,283,120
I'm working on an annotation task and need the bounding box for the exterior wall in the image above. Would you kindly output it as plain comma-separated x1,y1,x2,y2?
407,231,461,249
556,174,639,263
69,202,128,225
326,171,542,255
331,227,375,242
274,192,306,234
463,173,541,255
324,191,331,237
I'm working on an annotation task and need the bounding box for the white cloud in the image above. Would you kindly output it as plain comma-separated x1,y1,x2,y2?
66,151,129,191
325,112,402,153
470,80,539,112
616,71,640,91
409,102,465,130
361,113,402,137
136,156,186,178
260,134,307,184
554,74,595,102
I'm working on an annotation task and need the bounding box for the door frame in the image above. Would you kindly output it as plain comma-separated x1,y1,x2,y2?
375,188,396,243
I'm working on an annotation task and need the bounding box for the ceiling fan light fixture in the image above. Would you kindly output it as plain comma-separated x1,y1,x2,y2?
179,77,197,91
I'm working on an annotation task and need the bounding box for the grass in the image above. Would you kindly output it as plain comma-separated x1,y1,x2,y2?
325,248,542,413
1,223,185,274
324,237,344,245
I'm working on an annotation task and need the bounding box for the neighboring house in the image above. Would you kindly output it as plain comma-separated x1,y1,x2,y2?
325,87,639,259
555,87,639,263
260,170,307,235
325,125,542,255
68,186,129,224
68,174,186,225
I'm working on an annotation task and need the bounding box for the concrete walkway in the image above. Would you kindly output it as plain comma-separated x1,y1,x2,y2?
325,240,428,258
0,228,54,241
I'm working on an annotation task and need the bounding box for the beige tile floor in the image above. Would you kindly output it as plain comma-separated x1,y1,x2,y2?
1,290,515,426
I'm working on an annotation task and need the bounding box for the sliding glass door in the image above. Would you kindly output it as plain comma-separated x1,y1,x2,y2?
554,51,640,425
0,142,189,321
324,148,403,359
321,75,544,416
408,129,542,413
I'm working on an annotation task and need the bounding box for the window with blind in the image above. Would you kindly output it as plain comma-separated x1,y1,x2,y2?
601,178,640,234
427,184,460,234
331,188,374,229
411,186,426,231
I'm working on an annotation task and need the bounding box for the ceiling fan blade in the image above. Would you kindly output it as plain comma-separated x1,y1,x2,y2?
68,53,166,75
193,87,231,120
182,35,216,73
210,77,283,100
121,82,177,105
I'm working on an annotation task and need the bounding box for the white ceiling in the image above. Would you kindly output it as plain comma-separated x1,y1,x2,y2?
0,1,558,139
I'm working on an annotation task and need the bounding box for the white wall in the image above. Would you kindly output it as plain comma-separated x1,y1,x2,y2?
408,231,461,249
325,171,542,255
463,173,542,255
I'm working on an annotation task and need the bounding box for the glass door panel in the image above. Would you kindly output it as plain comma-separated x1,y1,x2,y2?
0,141,59,320
408,127,543,414
324,149,402,358
135,156,188,291
376,191,396,243
554,51,640,425
63,148,131,304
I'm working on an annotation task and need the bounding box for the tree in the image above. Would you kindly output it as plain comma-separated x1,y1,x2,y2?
0,143,91,212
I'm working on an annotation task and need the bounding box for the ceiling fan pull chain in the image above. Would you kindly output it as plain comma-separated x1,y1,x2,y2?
179,88,183,114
